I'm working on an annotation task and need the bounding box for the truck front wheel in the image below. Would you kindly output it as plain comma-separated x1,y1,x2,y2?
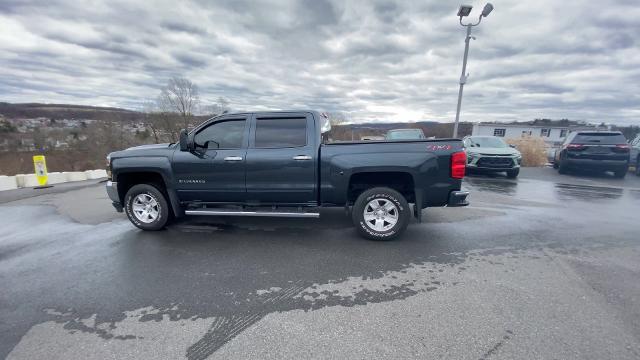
124,184,170,231
352,187,410,241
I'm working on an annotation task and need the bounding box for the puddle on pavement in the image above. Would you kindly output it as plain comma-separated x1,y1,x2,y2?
464,176,629,203
554,183,623,200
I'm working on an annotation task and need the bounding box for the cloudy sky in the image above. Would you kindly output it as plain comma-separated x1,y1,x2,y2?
1,0,639,124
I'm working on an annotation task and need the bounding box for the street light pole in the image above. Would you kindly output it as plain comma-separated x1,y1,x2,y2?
453,24,472,139
452,3,493,138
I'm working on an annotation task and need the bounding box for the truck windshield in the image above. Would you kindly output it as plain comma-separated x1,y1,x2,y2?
468,137,508,148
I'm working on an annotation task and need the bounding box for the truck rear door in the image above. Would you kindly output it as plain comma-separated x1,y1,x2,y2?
244,112,317,205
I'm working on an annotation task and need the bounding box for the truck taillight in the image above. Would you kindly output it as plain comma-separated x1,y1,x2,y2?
613,144,630,153
451,151,466,179
566,144,586,151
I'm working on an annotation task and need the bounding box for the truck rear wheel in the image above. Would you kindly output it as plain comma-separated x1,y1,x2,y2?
352,187,410,241
124,184,170,231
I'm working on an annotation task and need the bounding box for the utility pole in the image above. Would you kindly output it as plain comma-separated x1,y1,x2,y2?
453,3,494,138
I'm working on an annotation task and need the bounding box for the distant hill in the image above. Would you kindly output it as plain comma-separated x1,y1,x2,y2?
331,121,473,139
0,102,475,139
0,102,142,121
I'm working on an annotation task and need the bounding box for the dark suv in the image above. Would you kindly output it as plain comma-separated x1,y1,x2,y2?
554,131,630,178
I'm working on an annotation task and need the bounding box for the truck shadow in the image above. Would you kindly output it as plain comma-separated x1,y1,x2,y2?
169,207,354,233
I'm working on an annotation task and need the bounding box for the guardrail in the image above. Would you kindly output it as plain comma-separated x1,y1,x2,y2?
0,169,107,191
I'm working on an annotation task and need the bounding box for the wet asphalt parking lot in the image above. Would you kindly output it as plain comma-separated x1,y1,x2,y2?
1,167,640,360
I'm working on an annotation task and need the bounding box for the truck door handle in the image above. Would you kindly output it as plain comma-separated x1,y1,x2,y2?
223,156,243,162
292,155,312,161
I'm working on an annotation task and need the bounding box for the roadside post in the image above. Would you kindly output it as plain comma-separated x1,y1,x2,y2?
33,155,53,189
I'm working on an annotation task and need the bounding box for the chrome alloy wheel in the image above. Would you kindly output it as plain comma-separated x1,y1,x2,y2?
132,193,159,223
363,198,399,232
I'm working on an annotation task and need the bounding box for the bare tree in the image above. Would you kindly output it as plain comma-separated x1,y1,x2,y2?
142,101,162,143
325,111,348,125
158,77,200,129
200,96,231,117
216,96,230,113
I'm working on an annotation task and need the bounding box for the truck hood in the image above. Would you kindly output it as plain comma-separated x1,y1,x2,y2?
125,143,172,151
467,147,520,156
109,143,174,159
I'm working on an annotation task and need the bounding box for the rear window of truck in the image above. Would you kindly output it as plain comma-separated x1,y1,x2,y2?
573,133,626,144
255,117,307,148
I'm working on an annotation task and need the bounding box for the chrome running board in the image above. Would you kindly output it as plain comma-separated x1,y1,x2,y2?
185,209,320,218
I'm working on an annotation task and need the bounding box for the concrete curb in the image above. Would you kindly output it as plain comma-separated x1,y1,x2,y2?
1,170,107,191
0,176,18,191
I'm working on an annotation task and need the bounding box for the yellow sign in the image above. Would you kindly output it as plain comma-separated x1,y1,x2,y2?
33,155,48,186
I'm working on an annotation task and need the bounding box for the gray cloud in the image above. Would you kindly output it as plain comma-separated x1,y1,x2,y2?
0,0,639,125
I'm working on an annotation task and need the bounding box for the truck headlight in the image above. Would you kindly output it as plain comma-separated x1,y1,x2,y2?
514,154,522,164
467,153,475,164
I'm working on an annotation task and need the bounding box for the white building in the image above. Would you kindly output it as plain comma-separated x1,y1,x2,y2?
472,123,576,147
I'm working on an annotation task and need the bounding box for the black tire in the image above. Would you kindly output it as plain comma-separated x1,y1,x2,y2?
558,160,569,174
506,168,520,178
613,168,627,179
352,187,410,241
552,161,559,169
124,184,170,231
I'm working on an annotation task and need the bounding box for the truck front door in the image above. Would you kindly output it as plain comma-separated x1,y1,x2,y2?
245,113,317,205
173,116,249,202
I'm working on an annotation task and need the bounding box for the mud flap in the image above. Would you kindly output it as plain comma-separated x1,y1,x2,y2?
414,188,422,223
167,188,185,217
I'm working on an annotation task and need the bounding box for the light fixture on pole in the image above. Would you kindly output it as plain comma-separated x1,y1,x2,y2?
452,3,493,138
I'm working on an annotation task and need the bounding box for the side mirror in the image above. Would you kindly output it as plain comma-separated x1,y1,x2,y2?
179,129,189,151
509,144,516,148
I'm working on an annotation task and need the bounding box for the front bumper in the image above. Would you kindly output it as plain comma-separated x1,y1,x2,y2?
447,190,469,207
106,181,123,212
467,154,520,171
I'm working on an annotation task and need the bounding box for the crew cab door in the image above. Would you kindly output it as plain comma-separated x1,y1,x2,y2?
172,116,249,202
245,113,317,205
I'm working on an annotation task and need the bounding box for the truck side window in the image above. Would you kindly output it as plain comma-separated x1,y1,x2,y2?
194,119,246,149
255,117,307,148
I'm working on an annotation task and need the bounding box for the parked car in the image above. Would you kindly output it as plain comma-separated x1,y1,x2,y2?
106,111,469,241
631,134,640,176
360,135,385,141
462,136,522,178
385,128,426,140
553,131,630,178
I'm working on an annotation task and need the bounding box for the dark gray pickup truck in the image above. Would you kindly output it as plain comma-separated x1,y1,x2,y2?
106,111,468,240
